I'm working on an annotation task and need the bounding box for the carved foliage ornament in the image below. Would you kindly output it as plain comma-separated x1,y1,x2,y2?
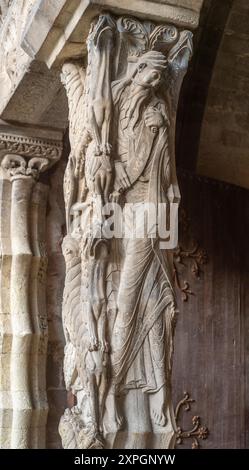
173,209,208,301
0,132,62,179
59,13,193,450
173,243,208,301
175,392,209,449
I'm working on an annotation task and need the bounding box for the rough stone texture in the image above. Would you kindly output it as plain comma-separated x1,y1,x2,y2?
58,13,192,449
175,0,232,172
1,61,69,130
197,0,249,189
4,0,247,452
46,154,67,449
0,0,37,113
0,1,203,130
0,123,63,448
0,1,204,122
22,0,204,67
0,0,201,451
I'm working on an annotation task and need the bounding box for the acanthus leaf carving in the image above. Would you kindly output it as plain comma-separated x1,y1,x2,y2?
0,132,63,180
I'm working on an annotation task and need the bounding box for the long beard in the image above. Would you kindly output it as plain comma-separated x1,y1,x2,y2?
124,86,151,131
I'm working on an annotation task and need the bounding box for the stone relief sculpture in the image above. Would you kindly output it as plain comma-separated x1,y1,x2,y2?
59,13,193,449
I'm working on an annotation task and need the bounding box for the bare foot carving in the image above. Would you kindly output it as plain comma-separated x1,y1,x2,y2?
150,387,168,427
104,390,123,433
152,407,167,427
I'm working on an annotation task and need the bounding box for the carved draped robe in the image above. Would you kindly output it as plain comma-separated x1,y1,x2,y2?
58,13,193,448
110,79,177,415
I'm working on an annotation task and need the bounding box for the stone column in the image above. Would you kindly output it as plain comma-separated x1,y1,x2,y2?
0,0,203,451
0,126,62,448
58,11,194,450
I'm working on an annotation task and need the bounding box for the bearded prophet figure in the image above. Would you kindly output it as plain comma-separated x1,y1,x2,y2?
110,51,177,428
59,14,193,449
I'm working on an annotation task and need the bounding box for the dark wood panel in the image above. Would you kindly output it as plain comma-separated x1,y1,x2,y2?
173,170,249,449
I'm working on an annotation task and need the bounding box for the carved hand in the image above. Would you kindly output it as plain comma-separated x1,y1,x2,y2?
144,107,165,130
88,155,113,200
115,161,131,191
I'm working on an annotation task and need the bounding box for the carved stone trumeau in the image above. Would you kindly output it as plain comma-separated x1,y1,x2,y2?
59,13,193,449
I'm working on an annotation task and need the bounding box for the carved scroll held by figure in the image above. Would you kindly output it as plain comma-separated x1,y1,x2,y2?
60,13,193,450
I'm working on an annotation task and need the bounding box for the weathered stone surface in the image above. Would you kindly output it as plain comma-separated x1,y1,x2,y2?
197,0,249,189
46,155,67,449
23,0,203,68
59,12,192,449
1,62,68,130
0,1,203,129
0,0,204,451
0,1,37,114
0,123,63,448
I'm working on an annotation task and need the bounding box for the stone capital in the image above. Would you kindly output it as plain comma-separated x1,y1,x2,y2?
0,122,63,180
22,0,204,67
